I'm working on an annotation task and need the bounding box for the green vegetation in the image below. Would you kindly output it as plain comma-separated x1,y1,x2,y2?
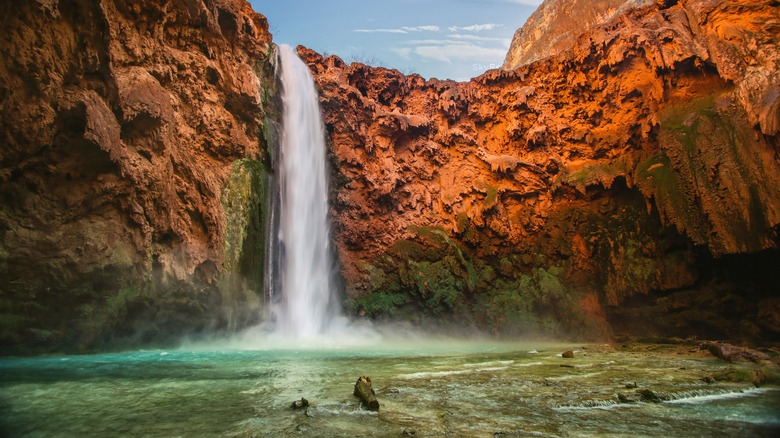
639,92,778,251
474,181,499,210
222,159,268,284
352,225,603,339
0,265,224,354
711,367,777,387
220,158,269,330
70,278,220,352
350,291,410,318
483,186,498,209
474,266,599,337
556,160,630,190
578,192,672,304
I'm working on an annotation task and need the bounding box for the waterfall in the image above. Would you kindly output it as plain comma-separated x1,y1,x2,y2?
273,44,339,339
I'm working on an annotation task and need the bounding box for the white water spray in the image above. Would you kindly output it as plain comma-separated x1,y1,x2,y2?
275,44,339,339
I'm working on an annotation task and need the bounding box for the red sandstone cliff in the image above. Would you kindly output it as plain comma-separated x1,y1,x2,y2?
304,0,780,339
503,0,651,69
0,0,276,352
1,0,778,352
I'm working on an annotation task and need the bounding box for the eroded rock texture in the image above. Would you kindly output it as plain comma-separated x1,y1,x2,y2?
0,0,276,353
304,0,780,340
503,0,651,69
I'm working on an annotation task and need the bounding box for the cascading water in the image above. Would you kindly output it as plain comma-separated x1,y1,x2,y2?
273,44,339,339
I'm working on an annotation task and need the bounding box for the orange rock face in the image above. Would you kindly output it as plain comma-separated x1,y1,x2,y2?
1,0,778,350
303,0,780,339
503,0,648,69
0,0,275,352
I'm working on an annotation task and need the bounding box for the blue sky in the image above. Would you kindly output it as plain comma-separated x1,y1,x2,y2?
249,0,543,81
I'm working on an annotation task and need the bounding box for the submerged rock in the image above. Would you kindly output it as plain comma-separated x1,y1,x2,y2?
619,389,662,403
638,389,661,403
562,351,575,359
617,393,641,404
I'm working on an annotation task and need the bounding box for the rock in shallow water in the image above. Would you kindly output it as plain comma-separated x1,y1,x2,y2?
354,375,380,411
290,398,310,410
706,343,771,363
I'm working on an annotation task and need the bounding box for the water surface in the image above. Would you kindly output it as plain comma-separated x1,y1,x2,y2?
1,341,778,437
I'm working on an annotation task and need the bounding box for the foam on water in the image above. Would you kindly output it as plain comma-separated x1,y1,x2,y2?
663,387,771,405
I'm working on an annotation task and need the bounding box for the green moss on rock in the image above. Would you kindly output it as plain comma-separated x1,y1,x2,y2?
220,158,269,330
641,93,780,254
557,159,632,191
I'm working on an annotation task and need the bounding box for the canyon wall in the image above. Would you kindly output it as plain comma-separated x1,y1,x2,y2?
305,0,780,340
1,0,778,353
0,0,277,353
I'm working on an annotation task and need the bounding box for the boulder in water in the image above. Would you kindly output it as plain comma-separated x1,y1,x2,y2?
638,389,661,403
705,342,770,363
617,393,641,404
290,398,310,410
617,389,661,403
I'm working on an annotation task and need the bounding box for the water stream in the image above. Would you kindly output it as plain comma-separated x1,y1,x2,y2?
273,44,339,339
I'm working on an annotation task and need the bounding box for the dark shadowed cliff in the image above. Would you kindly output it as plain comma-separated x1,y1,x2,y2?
0,0,277,353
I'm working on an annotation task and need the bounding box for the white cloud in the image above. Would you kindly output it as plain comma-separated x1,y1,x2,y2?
406,37,510,50
390,47,413,60
406,39,456,45
447,34,507,43
504,0,544,5
354,25,440,34
448,23,504,32
413,43,508,64
354,28,408,34
403,25,440,32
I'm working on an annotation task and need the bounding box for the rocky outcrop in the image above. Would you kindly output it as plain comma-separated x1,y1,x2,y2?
0,0,276,353
503,0,651,69
304,0,780,340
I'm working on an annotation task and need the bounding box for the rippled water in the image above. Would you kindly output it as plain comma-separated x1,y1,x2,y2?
1,341,778,437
